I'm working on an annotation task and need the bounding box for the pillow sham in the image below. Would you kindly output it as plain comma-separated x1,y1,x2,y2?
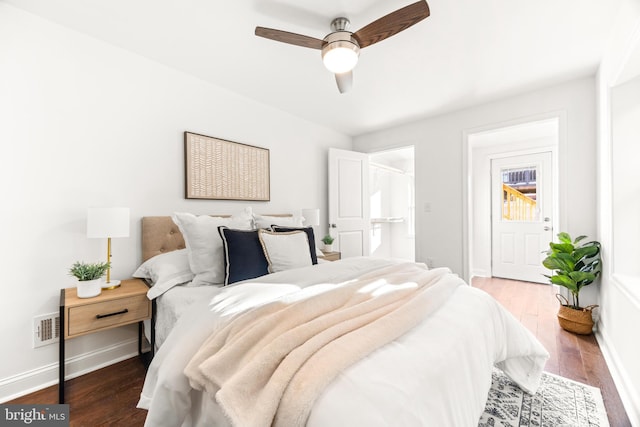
258,229,313,273
218,227,269,286
253,214,304,230
133,249,194,299
271,226,318,264
172,208,253,286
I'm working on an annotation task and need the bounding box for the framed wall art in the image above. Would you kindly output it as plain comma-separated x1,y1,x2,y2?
184,132,270,201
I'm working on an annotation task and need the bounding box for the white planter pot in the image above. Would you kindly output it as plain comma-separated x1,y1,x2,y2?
323,243,333,252
76,278,103,298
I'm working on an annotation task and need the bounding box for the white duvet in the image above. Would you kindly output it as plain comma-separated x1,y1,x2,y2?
138,257,549,427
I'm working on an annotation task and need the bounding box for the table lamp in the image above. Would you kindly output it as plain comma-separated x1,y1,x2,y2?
87,207,130,289
302,208,320,227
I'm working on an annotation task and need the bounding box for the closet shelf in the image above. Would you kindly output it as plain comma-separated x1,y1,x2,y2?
371,217,405,224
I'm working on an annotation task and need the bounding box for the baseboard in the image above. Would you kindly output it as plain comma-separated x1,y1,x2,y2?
471,269,491,279
596,325,640,426
0,338,139,403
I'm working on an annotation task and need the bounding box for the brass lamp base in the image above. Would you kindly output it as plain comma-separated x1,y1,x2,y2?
103,237,121,290
102,279,121,290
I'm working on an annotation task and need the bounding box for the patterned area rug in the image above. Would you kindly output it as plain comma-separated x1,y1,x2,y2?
479,369,609,427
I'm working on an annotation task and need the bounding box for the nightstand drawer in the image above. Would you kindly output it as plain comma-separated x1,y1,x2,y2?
67,294,150,337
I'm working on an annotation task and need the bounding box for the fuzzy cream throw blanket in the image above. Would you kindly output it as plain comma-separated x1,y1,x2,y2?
184,263,463,427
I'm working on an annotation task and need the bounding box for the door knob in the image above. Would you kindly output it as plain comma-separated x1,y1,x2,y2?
544,217,551,222
543,226,551,231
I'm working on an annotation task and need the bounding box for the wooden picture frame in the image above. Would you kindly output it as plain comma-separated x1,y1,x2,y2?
184,132,270,201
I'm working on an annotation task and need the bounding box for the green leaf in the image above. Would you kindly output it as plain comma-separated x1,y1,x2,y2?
557,232,572,244
573,245,598,261
573,235,587,244
569,271,595,283
542,257,567,271
556,252,576,270
550,242,574,254
579,259,601,274
550,274,578,292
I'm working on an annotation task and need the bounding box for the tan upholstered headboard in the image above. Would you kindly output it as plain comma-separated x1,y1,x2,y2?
142,216,189,262
141,214,292,262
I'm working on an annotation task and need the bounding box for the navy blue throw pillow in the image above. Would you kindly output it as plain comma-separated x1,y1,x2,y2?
218,227,269,285
271,226,318,264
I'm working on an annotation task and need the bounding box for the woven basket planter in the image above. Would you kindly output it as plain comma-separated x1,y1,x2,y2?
556,294,597,335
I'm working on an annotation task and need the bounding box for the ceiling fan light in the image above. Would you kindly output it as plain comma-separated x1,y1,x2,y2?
322,41,360,74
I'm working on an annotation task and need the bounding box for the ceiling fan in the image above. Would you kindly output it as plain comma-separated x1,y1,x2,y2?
255,1,430,93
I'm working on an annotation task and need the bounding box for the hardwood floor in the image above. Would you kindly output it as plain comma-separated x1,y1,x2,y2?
474,276,631,427
8,277,631,426
8,357,148,426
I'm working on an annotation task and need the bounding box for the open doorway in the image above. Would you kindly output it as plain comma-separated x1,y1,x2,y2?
328,146,415,261
369,147,415,261
467,118,559,282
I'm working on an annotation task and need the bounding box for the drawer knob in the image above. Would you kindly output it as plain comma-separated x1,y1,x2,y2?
96,308,129,319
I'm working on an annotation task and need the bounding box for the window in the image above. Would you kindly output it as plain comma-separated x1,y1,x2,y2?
500,166,538,222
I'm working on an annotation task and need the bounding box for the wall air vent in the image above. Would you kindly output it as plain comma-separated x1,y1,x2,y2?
33,312,60,348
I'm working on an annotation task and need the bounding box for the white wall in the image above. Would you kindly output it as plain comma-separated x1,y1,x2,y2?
596,1,640,422
354,77,597,278
611,77,640,277
0,4,351,401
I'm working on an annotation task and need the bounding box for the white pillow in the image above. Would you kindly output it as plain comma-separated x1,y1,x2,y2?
133,249,194,299
253,214,304,230
172,208,254,286
258,229,313,273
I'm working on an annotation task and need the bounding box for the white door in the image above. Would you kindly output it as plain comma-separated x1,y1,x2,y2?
491,152,553,283
328,148,370,258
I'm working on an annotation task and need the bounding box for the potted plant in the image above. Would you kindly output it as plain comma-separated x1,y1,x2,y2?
321,234,335,252
542,232,601,334
69,261,110,298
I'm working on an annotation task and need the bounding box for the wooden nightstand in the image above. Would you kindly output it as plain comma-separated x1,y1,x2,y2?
319,251,341,261
59,278,152,403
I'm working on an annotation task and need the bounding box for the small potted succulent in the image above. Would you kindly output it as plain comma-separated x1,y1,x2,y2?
542,232,601,334
321,234,335,252
69,261,110,298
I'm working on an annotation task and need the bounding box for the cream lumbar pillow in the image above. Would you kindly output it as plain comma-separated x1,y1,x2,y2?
258,229,313,273
172,208,254,286
253,214,304,230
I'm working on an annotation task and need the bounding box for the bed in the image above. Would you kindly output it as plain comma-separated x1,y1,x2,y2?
136,209,549,427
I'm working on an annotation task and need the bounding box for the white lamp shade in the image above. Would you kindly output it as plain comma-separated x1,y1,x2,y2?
302,208,320,227
87,207,130,238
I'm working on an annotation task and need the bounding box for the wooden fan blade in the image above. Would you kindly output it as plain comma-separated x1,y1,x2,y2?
335,71,353,93
255,27,325,50
353,1,430,49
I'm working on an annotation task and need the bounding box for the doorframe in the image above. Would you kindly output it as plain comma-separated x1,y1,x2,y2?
462,111,567,283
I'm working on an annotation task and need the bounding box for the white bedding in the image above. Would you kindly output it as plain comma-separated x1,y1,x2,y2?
146,257,378,349
152,285,220,350
138,257,549,427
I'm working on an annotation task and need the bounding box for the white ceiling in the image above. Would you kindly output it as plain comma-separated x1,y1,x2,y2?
4,0,624,136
